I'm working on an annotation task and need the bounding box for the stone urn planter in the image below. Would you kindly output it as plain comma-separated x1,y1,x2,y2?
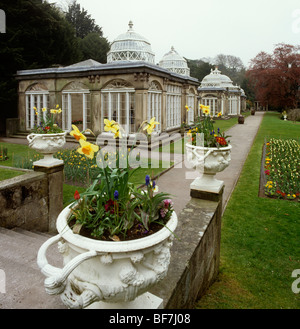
186,143,232,193
238,115,245,124
251,109,255,115
27,132,66,167
37,204,178,309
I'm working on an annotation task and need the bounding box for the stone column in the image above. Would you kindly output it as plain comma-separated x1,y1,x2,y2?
34,164,64,232
91,91,101,135
135,89,147,130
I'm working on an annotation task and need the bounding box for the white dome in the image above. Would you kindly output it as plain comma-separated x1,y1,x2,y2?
159,46,190,76
107,21,155,64
200,67,234,89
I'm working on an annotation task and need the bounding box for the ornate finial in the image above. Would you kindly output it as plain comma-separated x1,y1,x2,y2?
171,46,175,51
128,20,133,30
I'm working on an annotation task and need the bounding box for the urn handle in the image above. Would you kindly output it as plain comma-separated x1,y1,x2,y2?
37,234,98,295
192,148,213,163
27,133,37,145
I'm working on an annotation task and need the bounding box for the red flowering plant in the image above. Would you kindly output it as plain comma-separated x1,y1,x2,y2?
186,104,230,148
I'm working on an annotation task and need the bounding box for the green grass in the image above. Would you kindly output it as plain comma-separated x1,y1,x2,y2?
0,167,26,181
195,112,300,309
0,142,39,168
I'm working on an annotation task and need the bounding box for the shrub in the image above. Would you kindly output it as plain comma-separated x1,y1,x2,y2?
287,108,300,122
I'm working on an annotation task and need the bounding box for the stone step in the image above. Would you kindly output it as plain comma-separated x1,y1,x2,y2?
0,227,66,309
11,227,55,241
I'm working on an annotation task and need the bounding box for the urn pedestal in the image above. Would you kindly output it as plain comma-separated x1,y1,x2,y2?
186,143,232,193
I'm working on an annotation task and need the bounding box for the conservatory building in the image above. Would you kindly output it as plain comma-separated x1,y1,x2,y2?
198,67,246,117
16,22,199,136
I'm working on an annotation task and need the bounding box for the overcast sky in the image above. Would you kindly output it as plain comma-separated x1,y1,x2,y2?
58,0,300,68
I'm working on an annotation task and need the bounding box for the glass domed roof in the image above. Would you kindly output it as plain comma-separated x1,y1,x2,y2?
200,67,235,89
159,46,190,76
107,21,155,64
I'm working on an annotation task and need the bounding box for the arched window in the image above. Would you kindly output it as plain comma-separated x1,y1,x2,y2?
229,95,238,115
101,80,135,134
25,83,49,130
62,81,90,131
148,81,162,132
166,84,182,130
201,96,218,116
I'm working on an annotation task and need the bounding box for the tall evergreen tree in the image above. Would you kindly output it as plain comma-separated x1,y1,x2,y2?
79,32,110,63
0,0,81,134
65,0,102,39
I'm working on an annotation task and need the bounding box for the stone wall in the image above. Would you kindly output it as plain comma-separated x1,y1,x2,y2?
0,165,63,232
150,191,223,309
5,118,19,137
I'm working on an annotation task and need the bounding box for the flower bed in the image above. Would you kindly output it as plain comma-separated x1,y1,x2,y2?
263,138,300,200
0,146,8,161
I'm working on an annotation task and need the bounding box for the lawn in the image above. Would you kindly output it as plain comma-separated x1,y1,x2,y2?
0,167,26,181
0,142,38,168
195,112,300,309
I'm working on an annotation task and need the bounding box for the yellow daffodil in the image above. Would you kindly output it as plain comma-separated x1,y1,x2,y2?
42,107,47,112
143,117,160,135
113,127,122,139
77,139,99,159
217,112,222,117
199,104,211,115
104,119,122,138
70,125,87,141
185,105,189,112
104,119,118,132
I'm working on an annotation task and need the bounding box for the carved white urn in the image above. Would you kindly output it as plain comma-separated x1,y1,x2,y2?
186,143,232,193
37,205,178,309
27,132,66,167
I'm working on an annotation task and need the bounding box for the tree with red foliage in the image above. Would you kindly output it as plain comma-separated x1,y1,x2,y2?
247,43,300,109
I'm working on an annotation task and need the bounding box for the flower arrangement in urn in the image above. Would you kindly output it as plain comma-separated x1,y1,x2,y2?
185,104,232,193
37,117,177,309
186,104,230,147
27,105,66,166
68,117,174,241
31,104,64,134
